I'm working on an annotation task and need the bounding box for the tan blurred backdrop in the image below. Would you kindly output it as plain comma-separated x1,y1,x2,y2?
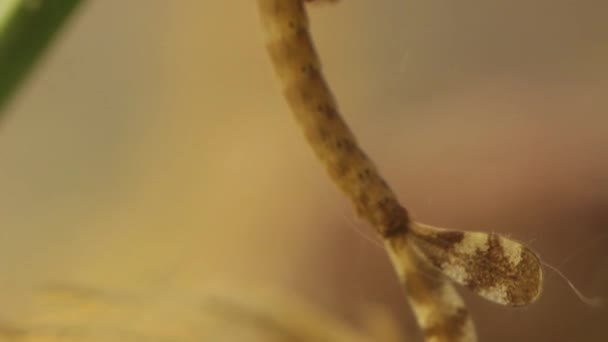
1,0,607,341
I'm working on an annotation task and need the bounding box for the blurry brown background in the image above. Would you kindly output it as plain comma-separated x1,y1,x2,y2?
1,0,607,341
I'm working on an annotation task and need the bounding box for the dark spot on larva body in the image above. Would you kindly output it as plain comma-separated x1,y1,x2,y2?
300,64,318,78
357,168,372,182
413,230,465,253
335,139,356,152
377,196,389,207
292,25,308,42
376,200,410,238
440,231,466,246
317,104,336,120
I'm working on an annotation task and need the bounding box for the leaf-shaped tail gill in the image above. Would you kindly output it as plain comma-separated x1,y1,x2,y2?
386,235,477,342
409,222,543,306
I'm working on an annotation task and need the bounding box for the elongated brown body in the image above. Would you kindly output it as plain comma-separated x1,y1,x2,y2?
257,0,408,238
256,1,478,341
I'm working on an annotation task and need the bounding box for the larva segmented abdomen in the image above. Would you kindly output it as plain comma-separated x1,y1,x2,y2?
256,1,476,341
257,0,408,238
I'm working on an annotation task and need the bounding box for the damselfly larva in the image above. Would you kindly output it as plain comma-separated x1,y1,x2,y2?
256,1,542,341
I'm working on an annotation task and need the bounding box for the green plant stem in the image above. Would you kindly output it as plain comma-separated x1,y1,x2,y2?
0,0,84,114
